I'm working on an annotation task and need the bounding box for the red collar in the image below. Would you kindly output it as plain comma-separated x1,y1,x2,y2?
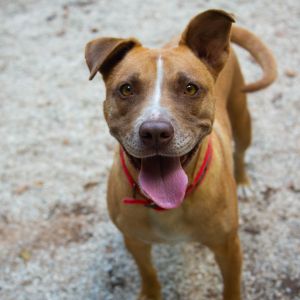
120,138,213,212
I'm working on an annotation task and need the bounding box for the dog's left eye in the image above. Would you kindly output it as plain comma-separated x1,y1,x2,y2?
185,83,199,96
119,83,133,97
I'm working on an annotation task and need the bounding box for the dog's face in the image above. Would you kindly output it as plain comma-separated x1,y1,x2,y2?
85,10,234,209
103,47,215,161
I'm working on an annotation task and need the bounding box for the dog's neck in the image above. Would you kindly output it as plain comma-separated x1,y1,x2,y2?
183,135,211,183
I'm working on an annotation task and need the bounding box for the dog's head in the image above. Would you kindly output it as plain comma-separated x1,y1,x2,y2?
85,10,234,209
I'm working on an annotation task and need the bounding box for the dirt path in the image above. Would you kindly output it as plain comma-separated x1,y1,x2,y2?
0,0,299,299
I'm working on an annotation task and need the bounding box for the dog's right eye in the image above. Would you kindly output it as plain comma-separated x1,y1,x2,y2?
119,83,133,97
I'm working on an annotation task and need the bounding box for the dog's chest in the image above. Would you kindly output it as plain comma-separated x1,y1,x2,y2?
147,210,193,243
115,206,194,244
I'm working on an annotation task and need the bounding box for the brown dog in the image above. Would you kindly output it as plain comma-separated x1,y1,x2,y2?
85,9,276,300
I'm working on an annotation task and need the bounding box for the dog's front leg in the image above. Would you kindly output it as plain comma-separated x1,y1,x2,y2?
209,233,243,300
124,235,162,300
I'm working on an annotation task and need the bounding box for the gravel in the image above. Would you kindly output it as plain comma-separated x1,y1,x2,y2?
0,0,299,299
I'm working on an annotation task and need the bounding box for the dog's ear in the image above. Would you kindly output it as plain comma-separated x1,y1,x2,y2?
180,10,235,77
85,37,141,80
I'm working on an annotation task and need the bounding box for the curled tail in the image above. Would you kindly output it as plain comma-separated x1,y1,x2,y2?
231,25,277,93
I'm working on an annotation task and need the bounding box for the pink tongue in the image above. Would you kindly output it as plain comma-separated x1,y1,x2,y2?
138,156,188,209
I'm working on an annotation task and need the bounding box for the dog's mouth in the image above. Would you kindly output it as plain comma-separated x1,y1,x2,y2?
125,143,199,209
127,143,199,170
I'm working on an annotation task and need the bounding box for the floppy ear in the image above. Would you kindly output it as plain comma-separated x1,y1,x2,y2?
180,9,235,77
85,37,141,80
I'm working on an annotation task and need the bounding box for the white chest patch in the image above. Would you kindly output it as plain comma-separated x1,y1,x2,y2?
150,213,193,243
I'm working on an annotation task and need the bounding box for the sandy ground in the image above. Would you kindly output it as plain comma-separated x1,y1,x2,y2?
0,0,300,299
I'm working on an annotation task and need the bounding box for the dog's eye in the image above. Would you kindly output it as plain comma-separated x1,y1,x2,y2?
185,83,198,96
119,83,133,97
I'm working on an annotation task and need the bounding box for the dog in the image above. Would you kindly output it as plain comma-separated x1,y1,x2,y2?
85,9,276,300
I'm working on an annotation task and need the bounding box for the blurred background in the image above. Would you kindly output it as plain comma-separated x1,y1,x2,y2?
0,0,299,299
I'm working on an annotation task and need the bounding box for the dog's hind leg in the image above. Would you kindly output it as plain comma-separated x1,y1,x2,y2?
124,235,162,300
227,60,252,187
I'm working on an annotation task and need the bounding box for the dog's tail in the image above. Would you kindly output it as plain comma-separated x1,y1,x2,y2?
231,25,277,93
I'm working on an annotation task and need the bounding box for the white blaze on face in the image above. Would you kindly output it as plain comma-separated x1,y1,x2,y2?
134,55,168,131
140,55,165,119
152,55,164,113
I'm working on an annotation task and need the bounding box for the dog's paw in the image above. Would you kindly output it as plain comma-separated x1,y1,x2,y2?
137,295,162,300
137,292,162,300
237,183,255,200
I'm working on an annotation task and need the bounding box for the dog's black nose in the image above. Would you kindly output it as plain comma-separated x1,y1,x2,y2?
139,121,174,148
